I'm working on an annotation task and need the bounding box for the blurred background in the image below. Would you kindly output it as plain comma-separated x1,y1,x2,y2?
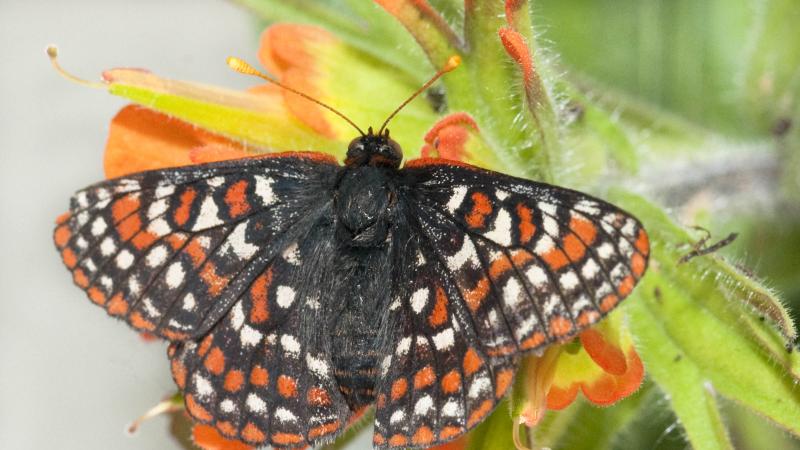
1,0,797,449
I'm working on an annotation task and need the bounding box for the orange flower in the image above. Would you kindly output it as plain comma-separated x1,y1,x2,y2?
515,311,644,447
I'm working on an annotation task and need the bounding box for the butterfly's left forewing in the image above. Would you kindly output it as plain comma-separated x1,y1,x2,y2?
53,153,339,340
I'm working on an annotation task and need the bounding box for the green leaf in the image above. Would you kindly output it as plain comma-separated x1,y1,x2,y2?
612,191,800,446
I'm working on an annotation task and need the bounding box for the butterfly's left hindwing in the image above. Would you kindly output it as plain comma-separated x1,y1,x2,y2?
169,220,351,448
53,153,339,340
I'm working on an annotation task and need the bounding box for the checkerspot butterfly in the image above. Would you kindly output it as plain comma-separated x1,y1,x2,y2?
53,56,649,449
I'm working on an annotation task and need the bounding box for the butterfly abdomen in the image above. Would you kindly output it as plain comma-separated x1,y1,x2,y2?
331,319,380,411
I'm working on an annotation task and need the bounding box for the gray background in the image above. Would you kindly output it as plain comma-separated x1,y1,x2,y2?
0,1,370,448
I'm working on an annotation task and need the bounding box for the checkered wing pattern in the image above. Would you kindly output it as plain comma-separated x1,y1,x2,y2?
403,160,650,357
372,220,517,448
53,153,339,340
168,222,351,448
372,160,649,448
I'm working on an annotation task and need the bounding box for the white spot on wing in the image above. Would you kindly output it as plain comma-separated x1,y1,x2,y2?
281,334,301,357
155,184,175,198
446,237,479,271
276,286,296,308
182,293,196,311
275,407,298,423
442,399,462,417
597,243,615,260
230,302,244,329
116,250,134,269
194,374,213,398
484,208,512,246
222,222,258,259
240,325,262,347
534,235,555,255
559,271,580,291
390,410,405,424
91,217,107,236
148,218,171,235
414,395,433,416
432,328,455,350
192,196,223,230
220,399,236,413
447,186,468,213
381,355,392,376
503,278,523,308
539,202,557,215
147,199,168,220
526,265,549,288
468,375,491,399
165,262,185,288
582,259,600,280
410,288,429,313
543,216,559,237
396,336,411,356
575,200,600,216
207,176,225,187
246,393,266,413
282,242,300,265
306,353,330,377
146,245,168,267
128,277,141,295
100,237,116,256
254,176,275,206
621,218,636,237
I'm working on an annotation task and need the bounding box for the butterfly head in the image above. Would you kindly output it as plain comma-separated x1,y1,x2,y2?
345,127,402,168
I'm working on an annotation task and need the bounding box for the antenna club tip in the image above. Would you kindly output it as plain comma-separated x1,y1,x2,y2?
443,55,462,72
226,56,258,76
46,45,58,59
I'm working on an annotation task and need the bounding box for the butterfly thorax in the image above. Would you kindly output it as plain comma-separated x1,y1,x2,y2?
334,165,398,248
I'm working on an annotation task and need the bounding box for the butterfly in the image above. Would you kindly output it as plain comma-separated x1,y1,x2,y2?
53,56,649,449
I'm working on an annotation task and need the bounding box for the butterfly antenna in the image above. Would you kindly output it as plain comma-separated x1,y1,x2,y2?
378,55,461,136
46,45,106,89
227,56,365,136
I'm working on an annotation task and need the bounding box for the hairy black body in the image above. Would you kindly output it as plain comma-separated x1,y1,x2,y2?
328,132,404,410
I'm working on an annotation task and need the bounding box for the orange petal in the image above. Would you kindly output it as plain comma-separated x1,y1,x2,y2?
189,145,249,165
580,349,644,407
579,329,627,376
545,382,579,410
257,25,337,138
429,435,469,450
421,113,479,161
104,105,244,178
192,424,252,450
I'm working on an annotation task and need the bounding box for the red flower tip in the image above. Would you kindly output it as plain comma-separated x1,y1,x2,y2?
504,0,527,28
498,27,534,86
421,112,480,161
